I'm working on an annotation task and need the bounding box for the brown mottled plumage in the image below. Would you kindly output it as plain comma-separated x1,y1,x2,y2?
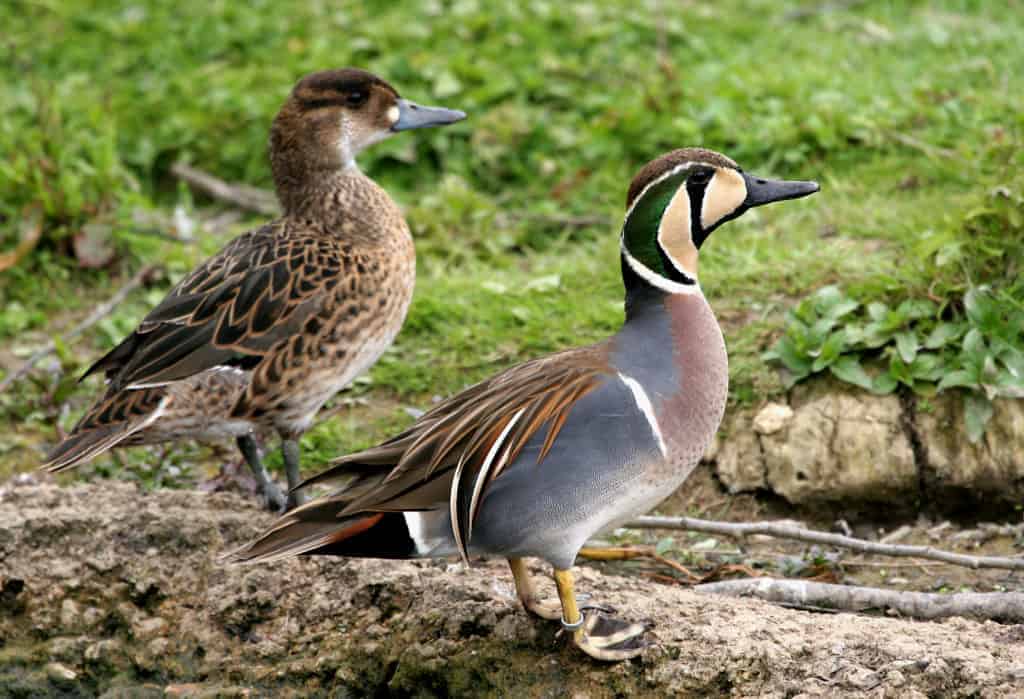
44,69,465,510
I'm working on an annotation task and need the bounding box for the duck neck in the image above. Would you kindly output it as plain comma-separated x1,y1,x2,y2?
621,253,699,324
615,253,723,398
272,161,365,218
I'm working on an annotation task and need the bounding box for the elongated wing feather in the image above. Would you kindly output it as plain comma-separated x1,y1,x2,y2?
292,345,612,561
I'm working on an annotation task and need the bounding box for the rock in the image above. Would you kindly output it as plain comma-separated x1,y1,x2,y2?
45,662,77,685
917,395,1024,504
714,411,766,493
133,616,168,641
753,402,793,435
85,638,131,674
708,379,1024,509
760,381,917,504
0,483,1022,696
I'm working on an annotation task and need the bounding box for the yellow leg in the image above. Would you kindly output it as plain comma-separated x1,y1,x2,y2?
508,558,562,620
554,569,583,633
553,567,651,662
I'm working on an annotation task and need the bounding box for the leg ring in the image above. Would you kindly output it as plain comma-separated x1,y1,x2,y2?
561,614,585,631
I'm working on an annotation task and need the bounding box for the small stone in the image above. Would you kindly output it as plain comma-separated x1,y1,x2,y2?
85,639,130,672
46,662,77,684
753,402,793,435
134,616,168,641
59,599,81,629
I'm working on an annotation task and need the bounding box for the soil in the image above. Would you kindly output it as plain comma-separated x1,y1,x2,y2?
2,482,1023,697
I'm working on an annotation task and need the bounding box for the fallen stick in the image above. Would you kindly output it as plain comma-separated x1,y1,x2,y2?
170,162,280,216
507,212,610,228
693,577,1024,622
783,0,869,21
0,264,158,394
624,515,1024,572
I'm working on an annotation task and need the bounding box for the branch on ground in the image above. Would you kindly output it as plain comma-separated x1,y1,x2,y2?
624,515,1024,571
0,264,159,394
694,577,1024,622
170,162,280,216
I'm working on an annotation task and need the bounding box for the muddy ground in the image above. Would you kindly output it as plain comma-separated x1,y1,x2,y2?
2,482,1023,698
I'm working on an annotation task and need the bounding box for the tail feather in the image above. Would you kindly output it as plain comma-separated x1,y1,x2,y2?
225,500,419,565
44,424,137,472
42,389,168,472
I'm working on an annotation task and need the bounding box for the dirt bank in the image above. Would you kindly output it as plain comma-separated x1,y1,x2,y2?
2,483,1022,697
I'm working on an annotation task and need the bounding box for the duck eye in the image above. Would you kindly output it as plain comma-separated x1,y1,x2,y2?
689,169,713,186
345,90,368,108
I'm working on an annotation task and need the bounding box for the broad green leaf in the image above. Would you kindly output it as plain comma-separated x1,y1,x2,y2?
844,324,865,346
938,369,975,391
811,330,846,371
867,302,889,322
871,373,898,394
963,393,994,443
862,322,893,349
897,298,936,320
888,355,915,388
829,356,875,391
963,328,987,356
895,331,919,363
808,316,838,345
908,353,944,382
767,336,813,376
963,286,989,326
924,322,963,349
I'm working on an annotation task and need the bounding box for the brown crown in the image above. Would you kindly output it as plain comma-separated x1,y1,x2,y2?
626,148,740,209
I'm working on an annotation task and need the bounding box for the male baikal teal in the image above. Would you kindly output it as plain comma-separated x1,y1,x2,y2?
230,148,819,661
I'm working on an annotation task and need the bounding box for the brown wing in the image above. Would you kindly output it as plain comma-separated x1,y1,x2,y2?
294,345,613,562
83,221,347,391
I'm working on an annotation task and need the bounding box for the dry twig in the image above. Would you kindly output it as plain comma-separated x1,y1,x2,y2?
507,212,609,229
0,208,43,272
784,0,869,21
694,577,1024,622
577,545,702,583
624,515,1024,572
170,162,280,216
0,264,158,394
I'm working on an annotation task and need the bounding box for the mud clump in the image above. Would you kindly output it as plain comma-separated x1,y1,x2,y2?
1,482,1022,697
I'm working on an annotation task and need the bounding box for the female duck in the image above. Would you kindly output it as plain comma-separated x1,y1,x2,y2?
44,69,465,510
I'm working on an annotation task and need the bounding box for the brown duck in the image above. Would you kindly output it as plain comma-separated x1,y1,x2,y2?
44,68,466,510
229,148,819,659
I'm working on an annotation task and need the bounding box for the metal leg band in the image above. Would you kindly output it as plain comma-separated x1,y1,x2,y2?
560,614,585,631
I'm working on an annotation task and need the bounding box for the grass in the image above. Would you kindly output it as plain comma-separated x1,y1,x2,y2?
1,0,1021,482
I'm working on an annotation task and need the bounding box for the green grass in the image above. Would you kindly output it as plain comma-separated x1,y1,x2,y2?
1,0,1021,480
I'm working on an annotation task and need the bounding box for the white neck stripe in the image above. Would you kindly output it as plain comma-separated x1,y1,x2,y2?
623,161,695,221
620,242,700,295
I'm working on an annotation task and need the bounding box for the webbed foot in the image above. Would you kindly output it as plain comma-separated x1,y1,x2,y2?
570,611,652,661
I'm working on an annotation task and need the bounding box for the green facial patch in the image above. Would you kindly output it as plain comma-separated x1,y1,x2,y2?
621,169,689,276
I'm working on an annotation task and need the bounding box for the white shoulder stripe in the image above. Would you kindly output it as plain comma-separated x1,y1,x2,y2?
618,373,667,457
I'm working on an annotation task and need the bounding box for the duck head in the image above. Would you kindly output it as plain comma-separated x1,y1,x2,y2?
621,148,819,293
270,68,465,208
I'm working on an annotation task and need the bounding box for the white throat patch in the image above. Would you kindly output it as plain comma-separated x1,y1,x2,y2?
338,115,357,170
